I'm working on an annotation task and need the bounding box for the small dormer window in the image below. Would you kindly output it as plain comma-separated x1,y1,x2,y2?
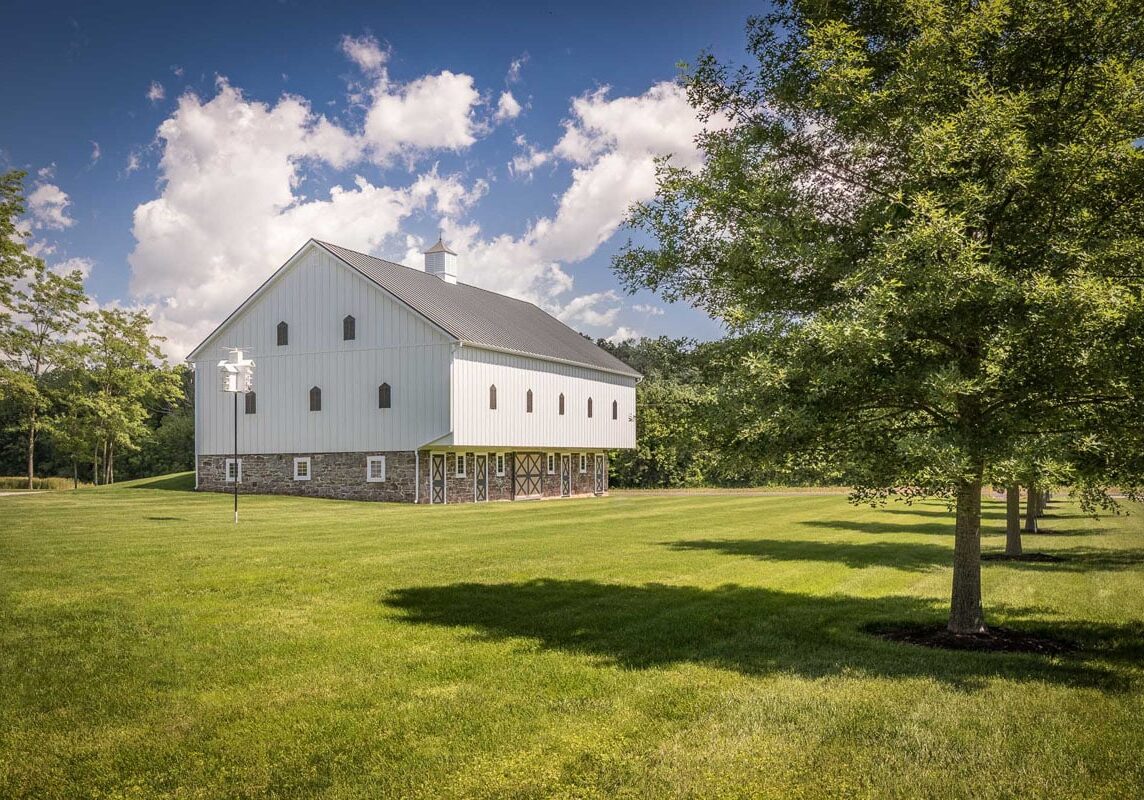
277,321,288,346
343,315,356,341
489,384,497,410
309,386,322,412
612,400,618,420
526,389,533,413
558,393,565,415
378,382,391,409
587,397,593,418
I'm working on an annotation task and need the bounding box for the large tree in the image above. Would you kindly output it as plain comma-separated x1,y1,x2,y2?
615,1,1144,632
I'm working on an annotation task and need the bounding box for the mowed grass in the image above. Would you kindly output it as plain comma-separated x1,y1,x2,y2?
1,477,1142,799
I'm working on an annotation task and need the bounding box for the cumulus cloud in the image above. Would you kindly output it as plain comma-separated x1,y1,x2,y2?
509,137,550,178
557,290,622,328
90,141,101,164
632,303,664,316
494,90,522,122
128,77,482,356
124,150,143,175
52,256,94,279
340,33,387,74
126,43,714,356
28,182,75,229
147,81,166,103
607,326,642,343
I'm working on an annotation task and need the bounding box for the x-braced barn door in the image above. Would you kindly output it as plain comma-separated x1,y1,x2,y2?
514,452,543,499
475,454,488,502
431,453,446,504
560,454,571,497
594,454,605,495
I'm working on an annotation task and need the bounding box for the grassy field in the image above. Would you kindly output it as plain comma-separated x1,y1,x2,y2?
1,476,1142,799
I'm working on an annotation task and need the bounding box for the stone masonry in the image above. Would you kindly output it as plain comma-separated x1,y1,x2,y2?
198,449,608,504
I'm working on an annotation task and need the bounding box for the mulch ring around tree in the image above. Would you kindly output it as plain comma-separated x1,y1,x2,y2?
981,552,1066,563
864,623,1076,654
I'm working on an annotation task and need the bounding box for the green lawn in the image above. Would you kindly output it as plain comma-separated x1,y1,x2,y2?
1,477,1142,799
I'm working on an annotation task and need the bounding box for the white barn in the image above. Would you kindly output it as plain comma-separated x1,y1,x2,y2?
187,239,640,503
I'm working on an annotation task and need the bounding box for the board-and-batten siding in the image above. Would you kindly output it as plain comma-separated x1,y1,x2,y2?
193,245,452,455
451,346,637,449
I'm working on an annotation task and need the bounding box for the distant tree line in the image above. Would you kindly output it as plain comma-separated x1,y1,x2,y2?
0,170,192,487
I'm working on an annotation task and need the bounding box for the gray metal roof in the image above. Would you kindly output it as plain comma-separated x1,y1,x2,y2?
315,240,642,378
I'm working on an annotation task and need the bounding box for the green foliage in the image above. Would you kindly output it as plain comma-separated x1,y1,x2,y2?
614,0,1144,629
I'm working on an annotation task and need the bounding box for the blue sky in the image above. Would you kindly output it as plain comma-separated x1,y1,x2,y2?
1,0,762,358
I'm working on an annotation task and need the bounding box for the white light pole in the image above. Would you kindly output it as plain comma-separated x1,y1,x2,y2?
218,348,255,523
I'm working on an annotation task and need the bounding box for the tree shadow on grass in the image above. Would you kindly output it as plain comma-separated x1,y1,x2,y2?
665,538,950,572
126,473,195,491
982,547,1144,573
383,580,1139,691
799,519,956,537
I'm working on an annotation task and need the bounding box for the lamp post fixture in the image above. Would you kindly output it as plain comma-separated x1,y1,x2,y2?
217,348,255,523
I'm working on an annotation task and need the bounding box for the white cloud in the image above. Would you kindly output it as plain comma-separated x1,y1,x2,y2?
607,326,642,343
557,290,621,328
340,33,387,75
509,139,550,178
124,150,143,175
128,78,479,357
90,141,101,164
494,90,522,122
125,46,716,356
172,65,184,77
37,164,55,179
52,256,94,279
632,303,664,316
507,54,528,84
27,183,75,229
147,81,166,103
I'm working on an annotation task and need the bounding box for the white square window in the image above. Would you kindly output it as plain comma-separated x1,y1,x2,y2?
225,458,242,483
366,455,386,482
495,453,506,476
293,457,311,481
579,454,587,473
547,453,555,474
455,453,467,477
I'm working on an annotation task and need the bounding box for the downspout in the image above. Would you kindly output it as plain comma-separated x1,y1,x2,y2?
414,450,419,504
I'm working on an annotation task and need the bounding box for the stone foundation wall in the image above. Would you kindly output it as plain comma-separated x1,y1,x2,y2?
198,449,608,504
197,451,417,502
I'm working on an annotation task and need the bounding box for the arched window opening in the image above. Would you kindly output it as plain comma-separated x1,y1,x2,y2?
378,382,391,409
343,315,356,341
612,400,618,420
309,386,322,412
558,393,565,415
244,391,256,415
277,321,289,346
587,397,593,418
489,384,497,410
526,389,533,413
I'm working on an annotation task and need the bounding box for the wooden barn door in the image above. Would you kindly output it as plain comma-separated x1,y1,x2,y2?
430,453,446,504
560,454,571,497
475,454,488,502
593,454,605,495
513,452,543,499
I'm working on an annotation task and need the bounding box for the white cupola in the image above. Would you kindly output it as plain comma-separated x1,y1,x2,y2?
423,236,458,284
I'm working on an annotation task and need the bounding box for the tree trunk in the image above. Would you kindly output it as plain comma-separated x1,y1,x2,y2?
1005,483,1022,557
92,444,99,486
72,460,78,490
1038,489,1048,516
949,475,987,634
108,441,114,485
25,408,37,490
1023,486,1038,533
